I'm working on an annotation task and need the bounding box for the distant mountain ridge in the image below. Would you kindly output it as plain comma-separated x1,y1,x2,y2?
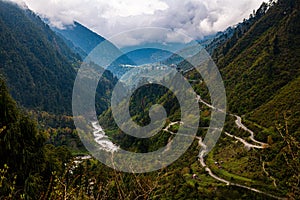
52,21,138,77
52,21,106,58
52,22,189,77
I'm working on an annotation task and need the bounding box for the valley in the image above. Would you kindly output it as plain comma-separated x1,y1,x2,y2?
0,0,299,199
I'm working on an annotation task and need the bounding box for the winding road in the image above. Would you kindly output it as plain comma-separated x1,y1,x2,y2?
224,132,266,149
196,135,283,199
234,115,269,147
196,95,268,148
194,95,284,199
262,161,278,188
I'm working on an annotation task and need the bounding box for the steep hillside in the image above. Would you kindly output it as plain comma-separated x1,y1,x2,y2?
212,1,273,64
207,1,300,196
0,1,116,114
216,0,300,118
0,1,77,114
249,75,300,133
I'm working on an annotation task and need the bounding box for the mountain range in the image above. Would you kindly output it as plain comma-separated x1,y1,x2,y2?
0,0,299,199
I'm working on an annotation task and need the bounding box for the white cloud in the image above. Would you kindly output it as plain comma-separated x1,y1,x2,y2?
101,0,169,18
109,27,193,48
9,0,265,47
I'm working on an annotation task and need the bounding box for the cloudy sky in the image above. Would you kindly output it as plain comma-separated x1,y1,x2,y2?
10,0,264,47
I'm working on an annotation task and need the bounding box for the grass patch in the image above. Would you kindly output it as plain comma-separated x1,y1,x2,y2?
218,169,254,182
206,148,255,184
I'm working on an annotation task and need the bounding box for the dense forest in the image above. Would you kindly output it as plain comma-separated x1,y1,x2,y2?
0,1,117,115
0,0,299,199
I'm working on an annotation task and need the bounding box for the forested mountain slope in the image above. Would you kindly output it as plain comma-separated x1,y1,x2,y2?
249,75,300,133
0,1,117,115
216,0,300,120
0,1,78,114
208,1,300,197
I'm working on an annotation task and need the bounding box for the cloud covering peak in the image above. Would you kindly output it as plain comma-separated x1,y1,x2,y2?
9,0,265,47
